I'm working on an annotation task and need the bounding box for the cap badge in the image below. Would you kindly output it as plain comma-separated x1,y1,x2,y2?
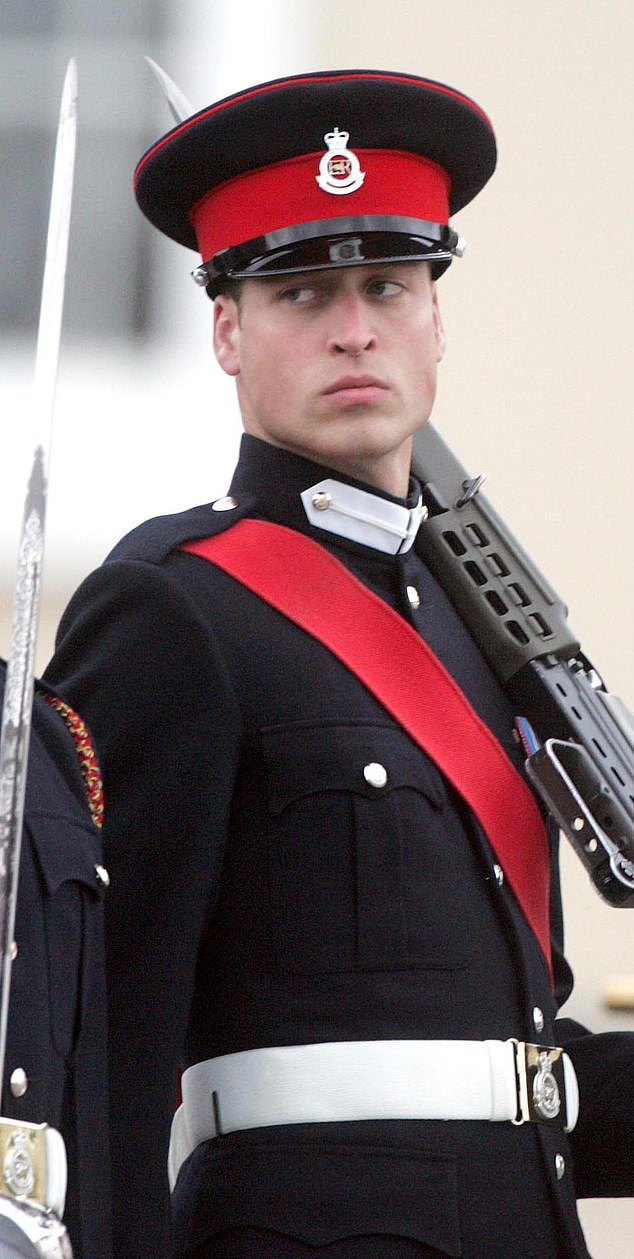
316,127,366,196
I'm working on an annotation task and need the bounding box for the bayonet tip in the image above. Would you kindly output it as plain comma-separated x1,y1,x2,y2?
144,56,194,125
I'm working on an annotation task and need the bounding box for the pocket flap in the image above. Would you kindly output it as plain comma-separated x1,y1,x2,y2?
26,813,104,898
261,721,445,814
176,1141,461,1254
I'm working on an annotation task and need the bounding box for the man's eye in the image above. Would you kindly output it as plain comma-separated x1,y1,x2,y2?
367,279,403,297
279,285,317,304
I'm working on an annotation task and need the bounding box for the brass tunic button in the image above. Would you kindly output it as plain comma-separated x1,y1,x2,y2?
555,1153,566,1181
533,1006,545,1034
10,1069,28,1098
406,585,421,609
493,863,504,887
9,941,17,962
212,496,239,512
95,864,110,888
364,762,388,789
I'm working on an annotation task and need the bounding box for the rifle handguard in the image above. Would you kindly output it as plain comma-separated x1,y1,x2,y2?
412,424,634,903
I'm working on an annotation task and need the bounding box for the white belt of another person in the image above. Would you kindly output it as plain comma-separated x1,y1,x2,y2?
167,1038,579,1189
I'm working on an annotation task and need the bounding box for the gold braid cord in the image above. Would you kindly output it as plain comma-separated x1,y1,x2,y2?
44,695,104,830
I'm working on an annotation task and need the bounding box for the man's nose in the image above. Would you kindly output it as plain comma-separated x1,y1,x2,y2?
327,292,377,355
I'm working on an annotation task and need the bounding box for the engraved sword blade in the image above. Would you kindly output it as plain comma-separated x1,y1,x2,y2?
0,59,78,1087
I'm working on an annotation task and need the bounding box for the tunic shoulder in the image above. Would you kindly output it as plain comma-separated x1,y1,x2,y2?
105,495,257,566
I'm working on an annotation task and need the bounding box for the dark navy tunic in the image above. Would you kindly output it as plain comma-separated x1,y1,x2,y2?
0,664,111,1259
45,435,634,1258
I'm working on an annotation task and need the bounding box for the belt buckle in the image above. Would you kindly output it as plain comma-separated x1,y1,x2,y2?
511,1041,569,1130
0,1118,49,1209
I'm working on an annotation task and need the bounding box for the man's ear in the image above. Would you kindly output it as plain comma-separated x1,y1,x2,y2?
213,294,241,377
432,285,447,364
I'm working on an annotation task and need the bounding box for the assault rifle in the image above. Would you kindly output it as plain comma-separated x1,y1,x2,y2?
412,424,634,906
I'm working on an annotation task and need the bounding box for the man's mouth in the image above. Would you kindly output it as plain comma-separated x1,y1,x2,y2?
323,375,389,404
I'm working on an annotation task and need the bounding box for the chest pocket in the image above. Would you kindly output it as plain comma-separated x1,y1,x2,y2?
261,720,472,975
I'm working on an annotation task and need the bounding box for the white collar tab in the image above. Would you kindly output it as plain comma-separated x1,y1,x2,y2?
300,478,427,555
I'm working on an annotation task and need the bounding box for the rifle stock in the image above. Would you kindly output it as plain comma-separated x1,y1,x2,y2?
412,423,634,905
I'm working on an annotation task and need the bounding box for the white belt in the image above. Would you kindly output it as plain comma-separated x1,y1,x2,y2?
168,1038,579,1189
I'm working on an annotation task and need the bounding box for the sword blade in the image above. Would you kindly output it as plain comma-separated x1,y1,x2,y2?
0,59,78,1088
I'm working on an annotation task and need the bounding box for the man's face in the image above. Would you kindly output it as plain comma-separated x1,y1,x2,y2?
213,260,446,496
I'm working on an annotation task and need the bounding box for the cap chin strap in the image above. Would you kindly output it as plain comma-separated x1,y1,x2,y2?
192,214,465,297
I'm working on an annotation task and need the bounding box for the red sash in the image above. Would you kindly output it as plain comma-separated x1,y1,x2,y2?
181,519,552,980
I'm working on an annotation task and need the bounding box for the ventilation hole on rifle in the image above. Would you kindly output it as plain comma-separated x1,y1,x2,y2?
465,523,489,546
486,552,510,577
571,706,582,720
592,738,607,758
443,530,467,556
507,620,530,644
612,767,626,787
485,590,508,615
527,613,553,639
508,582,530,607
556,682,568,697
464,560,487,586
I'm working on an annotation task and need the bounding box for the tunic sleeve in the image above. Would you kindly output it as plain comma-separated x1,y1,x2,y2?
45,558,242,1258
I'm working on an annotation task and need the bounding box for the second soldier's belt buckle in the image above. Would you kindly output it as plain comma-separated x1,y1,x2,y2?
510,1041,570,1130
0,1119,48,1208
0,1116,67,1216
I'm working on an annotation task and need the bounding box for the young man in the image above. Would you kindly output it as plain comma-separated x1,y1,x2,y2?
45,70,634,1257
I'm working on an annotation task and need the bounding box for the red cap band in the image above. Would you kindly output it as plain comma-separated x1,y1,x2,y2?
190,148,451,261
